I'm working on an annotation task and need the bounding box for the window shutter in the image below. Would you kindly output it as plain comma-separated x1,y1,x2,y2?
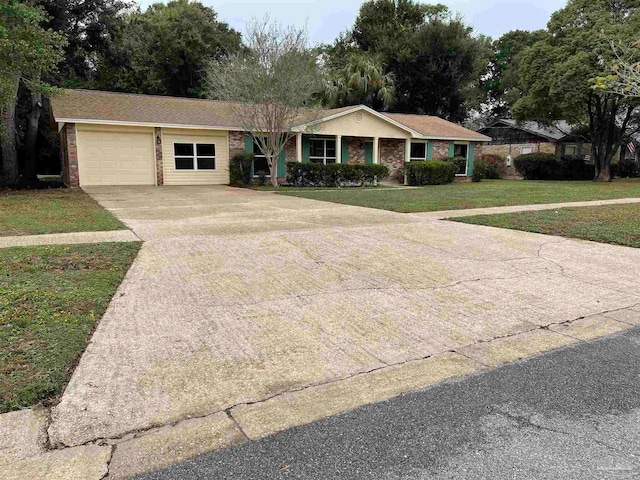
302,136,310,163
448,142,455,157
467,143,474,176
427,142,433,160
244,133,253,153
277,149,286,177
342,137,350,164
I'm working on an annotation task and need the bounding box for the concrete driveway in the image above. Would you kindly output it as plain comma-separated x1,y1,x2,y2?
48,186,640,475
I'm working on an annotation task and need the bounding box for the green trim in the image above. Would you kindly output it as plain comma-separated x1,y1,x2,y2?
302,135,310,163
467,143,474,176
427,142,433,160
341,137,350,164
244,134,254,176
364,142,373,164
277,149,286,177
448,142,455,157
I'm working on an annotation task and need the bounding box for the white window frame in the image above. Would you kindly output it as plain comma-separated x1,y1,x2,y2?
309,138,337,165
252,138,271,178
453,142,469,176
409,141,428,161
173,143,216,171
520,145,533,155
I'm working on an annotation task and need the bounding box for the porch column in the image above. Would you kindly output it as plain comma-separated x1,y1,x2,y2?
373,136,379,164
296,132,302,162
336,135,342,164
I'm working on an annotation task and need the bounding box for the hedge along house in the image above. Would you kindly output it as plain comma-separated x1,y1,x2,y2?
51,89,490,187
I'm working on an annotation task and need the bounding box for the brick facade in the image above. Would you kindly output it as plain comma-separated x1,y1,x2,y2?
347,137,367,165
284,137,297,162
154,127,164,186
229,130,245,159
379,138,405,182
432,141,450,159
63,123,79,187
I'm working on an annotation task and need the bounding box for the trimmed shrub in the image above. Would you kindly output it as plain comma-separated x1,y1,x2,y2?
440,156,468,175
513,153,560,180
614,158,640,178
472,159,487,182
230,152,254,186
357,164,390,186
481,154,506,179
405,161,457,186
285,162,389,187
558,155,594,180
515,152,597,180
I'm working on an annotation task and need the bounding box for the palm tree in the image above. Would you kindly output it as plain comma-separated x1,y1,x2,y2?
323,53,395,110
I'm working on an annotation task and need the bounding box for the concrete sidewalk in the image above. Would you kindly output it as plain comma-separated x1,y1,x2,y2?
0,229,138,248
411,196,640,220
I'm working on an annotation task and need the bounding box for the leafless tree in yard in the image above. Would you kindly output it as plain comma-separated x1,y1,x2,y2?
205,18,324,186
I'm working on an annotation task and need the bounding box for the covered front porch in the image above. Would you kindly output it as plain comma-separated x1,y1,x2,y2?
245,105,477,181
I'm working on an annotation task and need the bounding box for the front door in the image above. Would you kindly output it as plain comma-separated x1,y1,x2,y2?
364,142,373,164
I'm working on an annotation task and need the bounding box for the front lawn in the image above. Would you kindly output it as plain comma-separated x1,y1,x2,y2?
0,242,140,412
276,179,640,213
0,189,125,236
451,203,640,248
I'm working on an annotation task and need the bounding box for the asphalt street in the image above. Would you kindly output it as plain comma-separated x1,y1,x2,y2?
138,326,640,480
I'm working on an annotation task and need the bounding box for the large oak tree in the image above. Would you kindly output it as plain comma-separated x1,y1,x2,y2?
513,0,640,181
0,0,65,187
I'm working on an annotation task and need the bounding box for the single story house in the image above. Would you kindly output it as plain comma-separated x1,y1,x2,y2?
50,89,491,187
477,119,591,174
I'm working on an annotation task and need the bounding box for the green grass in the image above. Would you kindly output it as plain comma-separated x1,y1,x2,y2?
276,179,640,213
452,203,640,248
0,189,126,236
0,242,141,412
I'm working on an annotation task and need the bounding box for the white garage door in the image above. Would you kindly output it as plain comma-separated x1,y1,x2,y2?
77,129,155,186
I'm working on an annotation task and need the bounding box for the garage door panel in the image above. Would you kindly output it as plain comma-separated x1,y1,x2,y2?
77,129,155,186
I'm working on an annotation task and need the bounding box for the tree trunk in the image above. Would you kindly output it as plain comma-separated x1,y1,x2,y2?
23,90,43,182
598,163,612,182
270,156,278,187
1,75,20,188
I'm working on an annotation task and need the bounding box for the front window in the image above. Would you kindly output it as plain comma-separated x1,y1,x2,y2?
563,144,577,156
174,143,216,170
309,138,336,164
453,143,468,175
252,140,270,176
410,142,428,161
520,145,533,155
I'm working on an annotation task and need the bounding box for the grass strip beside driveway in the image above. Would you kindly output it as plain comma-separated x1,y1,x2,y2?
0,242,141,413
0,189,126,236
276,179,640,213
451,203,640,248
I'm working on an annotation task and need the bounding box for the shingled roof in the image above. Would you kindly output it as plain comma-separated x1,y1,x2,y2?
51,89,490,141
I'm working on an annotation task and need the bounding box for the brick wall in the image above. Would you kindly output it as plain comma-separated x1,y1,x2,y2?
432,141,450,159
379,138,405,182
284,137,297,162
63,123,79,187
229,131,245,159
347,137,367,165
154,127,164,186
482,142,558,159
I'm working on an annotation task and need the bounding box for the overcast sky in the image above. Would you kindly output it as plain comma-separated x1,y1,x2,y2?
136,0,567,44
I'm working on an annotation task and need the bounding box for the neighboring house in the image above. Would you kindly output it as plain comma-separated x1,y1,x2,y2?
50,89,490,187
477,119,591,174
621,137,639,163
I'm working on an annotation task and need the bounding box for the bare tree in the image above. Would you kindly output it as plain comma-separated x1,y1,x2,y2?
205,19,323,186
